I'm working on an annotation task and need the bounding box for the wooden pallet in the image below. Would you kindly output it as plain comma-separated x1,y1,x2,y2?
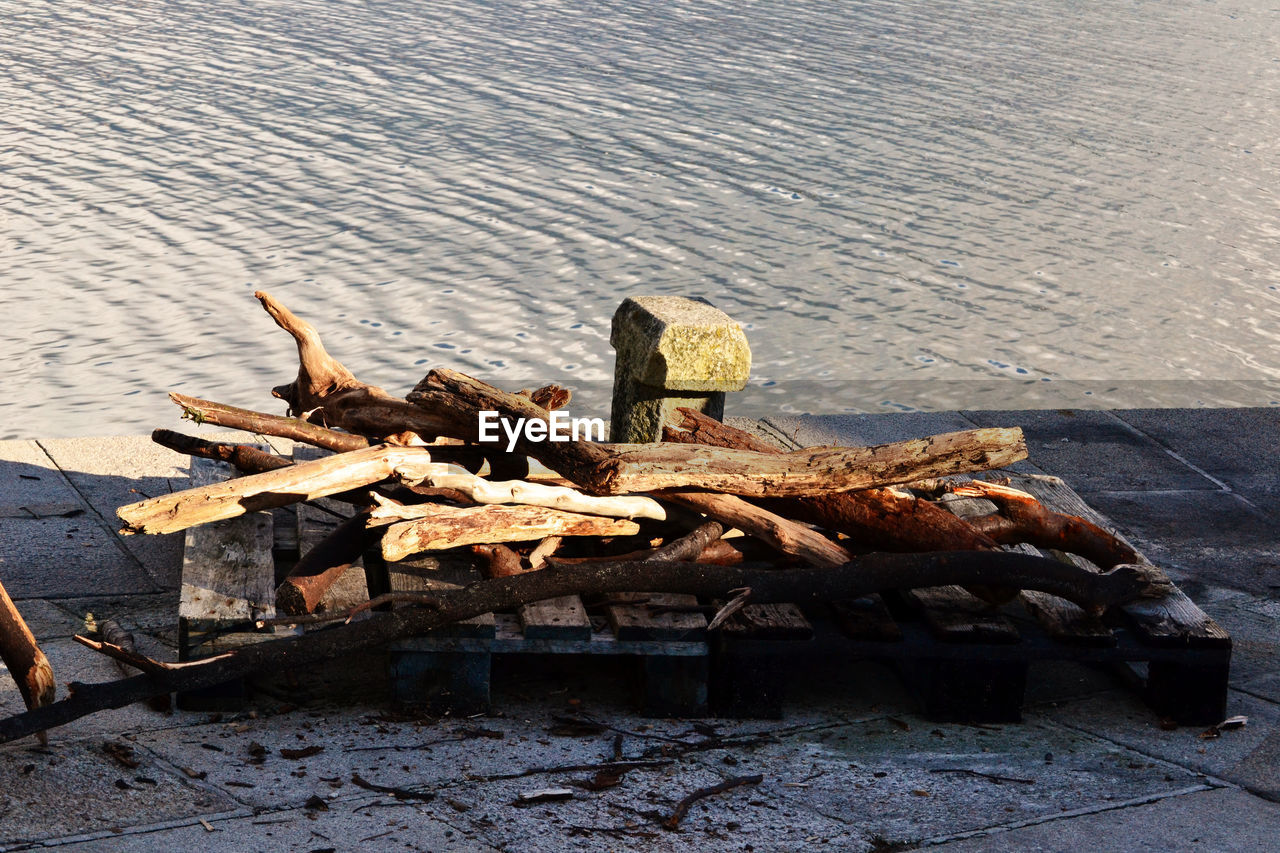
176,453,1230,724
386,564,711,717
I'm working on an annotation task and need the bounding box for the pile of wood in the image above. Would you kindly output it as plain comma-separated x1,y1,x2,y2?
0,292,1172,743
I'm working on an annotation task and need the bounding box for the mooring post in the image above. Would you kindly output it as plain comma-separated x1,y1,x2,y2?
609,296,751,442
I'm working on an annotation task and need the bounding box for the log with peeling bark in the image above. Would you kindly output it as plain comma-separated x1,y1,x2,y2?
0,579,55,743
380,505,643,562
0,525,1171,744
949,480,1138,568
374,469,668,522
410,368,1027,496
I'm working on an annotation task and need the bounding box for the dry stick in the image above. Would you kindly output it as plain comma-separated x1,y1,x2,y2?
387,469,669,522
169,393,371,453
98,621,172,713
409,368,1028,497
0,546,1168,744
0,579,54,744
664,775,764,830
152,428,293,473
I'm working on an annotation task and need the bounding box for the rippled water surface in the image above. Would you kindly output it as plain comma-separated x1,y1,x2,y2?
3,0,1278,439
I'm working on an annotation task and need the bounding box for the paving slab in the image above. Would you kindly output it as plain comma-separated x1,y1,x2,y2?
39,435,190,590
1084,490,1280,595
1045,688,1280,801
0,736,237,847
763,412,981,448
927,786,1280,852
1114,407,1280,513
0,440,155,599
43,802,489,853
962,409,1218,493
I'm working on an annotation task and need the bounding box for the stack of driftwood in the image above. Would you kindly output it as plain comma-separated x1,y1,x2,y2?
0,292,1171,742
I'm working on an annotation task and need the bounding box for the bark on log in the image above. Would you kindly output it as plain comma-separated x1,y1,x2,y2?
410,369,1027,496
0,579,55,742
0,545,1168,744
380,505,642,562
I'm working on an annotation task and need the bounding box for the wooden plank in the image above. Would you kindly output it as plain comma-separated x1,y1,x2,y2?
518,596,593,640
607,593,707,641
898,586,1022,644
938,490,1115,646
293,446,370,612
1014,475,1230,648
179,458,275,631
719,603,813,640
829,595,903,642
177,456,276,711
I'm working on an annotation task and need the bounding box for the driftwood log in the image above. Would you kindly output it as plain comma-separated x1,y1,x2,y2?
0,522,1169,744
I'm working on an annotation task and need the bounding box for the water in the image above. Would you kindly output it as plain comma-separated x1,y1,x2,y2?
3,0,1278,440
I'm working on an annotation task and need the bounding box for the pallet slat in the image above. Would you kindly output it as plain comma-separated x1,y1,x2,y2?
518,596,593,640
607,593,708,641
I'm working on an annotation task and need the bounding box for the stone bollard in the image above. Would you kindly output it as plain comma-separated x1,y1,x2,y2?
609,296,751,443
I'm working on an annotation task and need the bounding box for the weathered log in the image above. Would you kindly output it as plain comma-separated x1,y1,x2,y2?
381,505,642,562
276,511,382,615
117,445,452,535
410,369,1027,496
98,620,171,713
0,579,55,743
658,490,851,567
664,408,1014,602
0,539,1169,744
